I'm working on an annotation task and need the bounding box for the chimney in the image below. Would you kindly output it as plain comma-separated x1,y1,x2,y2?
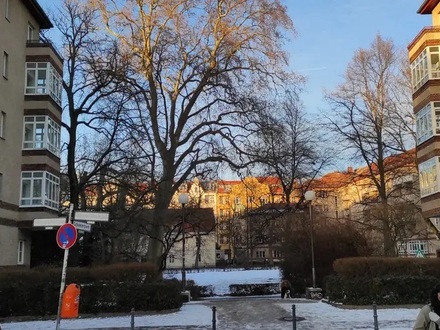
347,167,353,173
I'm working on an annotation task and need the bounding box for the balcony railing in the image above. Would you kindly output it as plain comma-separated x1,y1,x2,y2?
26,37,63,63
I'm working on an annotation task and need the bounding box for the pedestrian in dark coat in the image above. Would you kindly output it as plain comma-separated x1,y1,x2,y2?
280,279,291,299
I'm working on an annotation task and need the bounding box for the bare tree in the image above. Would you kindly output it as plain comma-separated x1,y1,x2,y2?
94,0,299,268
246,89,332,205
323,34,416,256
52,0,131,209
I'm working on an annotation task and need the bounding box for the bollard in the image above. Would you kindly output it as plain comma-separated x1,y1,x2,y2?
131,308,135,330
292,304,296,330
212,306,217,330
373,302,379,330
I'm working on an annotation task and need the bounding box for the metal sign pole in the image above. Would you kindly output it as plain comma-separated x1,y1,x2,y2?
55,204,74,330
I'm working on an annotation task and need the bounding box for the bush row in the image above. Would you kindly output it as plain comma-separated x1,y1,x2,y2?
325,257,440,305
229,283,279,296
333,257,440,278
325,274,437,305
0,263,183,317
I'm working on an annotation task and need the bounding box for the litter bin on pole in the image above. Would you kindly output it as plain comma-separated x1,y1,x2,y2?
61,283,80,318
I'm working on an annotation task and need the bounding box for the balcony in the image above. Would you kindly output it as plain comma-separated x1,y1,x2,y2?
408,26,440,54
26,38,63,70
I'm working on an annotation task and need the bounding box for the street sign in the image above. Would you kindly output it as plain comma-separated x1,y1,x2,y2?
415,248,425,258
73,221,92,233
75,211,109,222
33,218,66,228
56,223,77,249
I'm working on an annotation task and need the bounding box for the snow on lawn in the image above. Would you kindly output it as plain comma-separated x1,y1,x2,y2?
164,268,281,295
277,300,419,330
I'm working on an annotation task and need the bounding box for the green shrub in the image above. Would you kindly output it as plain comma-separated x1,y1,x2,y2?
0,262,180,317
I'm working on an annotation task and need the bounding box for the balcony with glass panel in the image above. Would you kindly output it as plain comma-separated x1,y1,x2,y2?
26,37,63,106
410,46,440,92
25,62,62,106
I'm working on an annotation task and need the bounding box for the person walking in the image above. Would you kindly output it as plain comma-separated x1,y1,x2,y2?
413,284,440,330
280,279,291,299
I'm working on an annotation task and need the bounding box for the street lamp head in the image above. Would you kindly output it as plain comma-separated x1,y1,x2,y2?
178,193,189,205
305,190,315,201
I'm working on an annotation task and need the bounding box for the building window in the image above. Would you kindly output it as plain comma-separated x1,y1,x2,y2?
416,103,436,145
3,52,8,78
20,171,60,209
25,62,62,105
0,111,5,138
234,197,241,205
411,47,440,92
27,23,35,41
17,240,25,265
419,157,439,197
23,116,61,156
408,240,428,255
4,0,9,20
411,48,429,91
273,250,281,258
220,196,229,204
256,250,266,258
168,254,175,263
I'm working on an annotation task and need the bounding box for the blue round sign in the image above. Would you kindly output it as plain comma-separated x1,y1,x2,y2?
56,223,77,249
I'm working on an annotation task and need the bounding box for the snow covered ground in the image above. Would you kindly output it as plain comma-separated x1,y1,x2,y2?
0,268,423,329
164,268,281,295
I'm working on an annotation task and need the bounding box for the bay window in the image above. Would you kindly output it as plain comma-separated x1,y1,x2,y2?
23,116,60,156
411,47,440,92
25,62,62,105
20,171,60,209
415,102,440,145
419,157,439,197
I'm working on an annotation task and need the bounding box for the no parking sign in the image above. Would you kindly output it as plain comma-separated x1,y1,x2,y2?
56,223,77,249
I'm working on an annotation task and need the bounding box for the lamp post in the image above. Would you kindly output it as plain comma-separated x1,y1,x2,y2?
178,193,189,292
305,190,316,288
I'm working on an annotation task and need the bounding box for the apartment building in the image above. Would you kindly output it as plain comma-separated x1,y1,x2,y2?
0,0,62,266
409,0,440,219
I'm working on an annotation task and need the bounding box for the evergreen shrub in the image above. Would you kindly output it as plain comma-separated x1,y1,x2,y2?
0,262,181,317
325,257,440,305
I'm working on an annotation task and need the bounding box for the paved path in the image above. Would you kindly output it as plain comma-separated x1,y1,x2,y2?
80,296,316,330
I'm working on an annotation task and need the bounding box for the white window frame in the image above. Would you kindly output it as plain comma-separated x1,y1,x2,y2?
25,62,62,105
408,240,428,255
20,171,60,210
419,157,440,197
23,116,61,156
3,52,8,78
0,111,5,138
17,240,25,265
27,23,34,41
411,46,440,92
415,102,440,145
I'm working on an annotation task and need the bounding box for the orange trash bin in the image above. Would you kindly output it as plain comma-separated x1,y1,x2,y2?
61,283,80,318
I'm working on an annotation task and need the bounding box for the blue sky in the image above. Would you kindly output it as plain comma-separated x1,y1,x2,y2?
37,0,431,175
38,0,430,117
286,0,431,115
